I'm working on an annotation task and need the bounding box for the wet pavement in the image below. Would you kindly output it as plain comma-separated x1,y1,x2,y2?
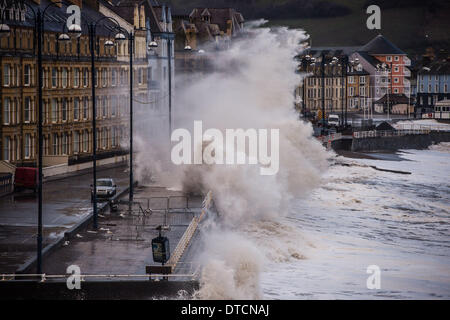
39,186,203,279
0,165,129,273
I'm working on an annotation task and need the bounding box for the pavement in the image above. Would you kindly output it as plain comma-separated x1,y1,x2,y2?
0,164,129,273
37,186,204,279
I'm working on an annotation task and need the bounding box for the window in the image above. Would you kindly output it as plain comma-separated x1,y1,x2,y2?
3,98,10,124
95,68,98,87
394,56,399,61
24,97,31,122
3,137,10,161
102,97,107,118
25,133,31,159
62,133,68,155
62,98,67,121
62,68,68,88
102,128,107,149
111,96,117,117
83,130,89,152
52,133,59,155
349,87,355,96
51,68,58,87
3,64,10,86
348,76,354,84
102,69,107,87
111,69,117,86
24,65,31,86
394,66,399,72
74,68,79,87
74,98,80,120
394,88,399,93
445,84,448,93
435,84,438,93
73,131,79,153
386,56,392,62
138,68,143,84
83,97,89,119
359,76,365,84
112,127,116,147
120,69,125,85
51,98,58,122
83,68,88,87
394,77,399,83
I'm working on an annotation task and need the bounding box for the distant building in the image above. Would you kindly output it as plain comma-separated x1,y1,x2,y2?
297,35,412,117
352,34,412,113
172,7,244,74
297,47,369,117
0,0,174,165
1,0,130,166
416,59,450,117
100,0,175,138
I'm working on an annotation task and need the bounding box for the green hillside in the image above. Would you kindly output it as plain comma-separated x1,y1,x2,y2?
166,0,450,57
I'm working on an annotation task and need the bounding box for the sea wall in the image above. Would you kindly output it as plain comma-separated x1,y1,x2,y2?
351,132,450,152
0,280,199,300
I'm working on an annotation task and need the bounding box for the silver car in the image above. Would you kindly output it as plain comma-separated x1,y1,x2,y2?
91,178,117,201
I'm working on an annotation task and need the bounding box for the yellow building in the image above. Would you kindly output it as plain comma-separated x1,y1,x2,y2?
0,0,146,166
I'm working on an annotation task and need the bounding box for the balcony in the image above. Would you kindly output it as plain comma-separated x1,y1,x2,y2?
403,56,411,66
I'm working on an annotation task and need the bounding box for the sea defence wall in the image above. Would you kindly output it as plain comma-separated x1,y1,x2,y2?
0,280,199,300
350,131,450,152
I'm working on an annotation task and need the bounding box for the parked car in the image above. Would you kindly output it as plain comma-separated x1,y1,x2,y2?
14,167,38,193
328,114,340,127
91,178,117,201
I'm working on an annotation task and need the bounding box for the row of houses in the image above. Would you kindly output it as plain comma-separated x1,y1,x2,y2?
297,35,450,121
0,0,245,166
296,34,414,119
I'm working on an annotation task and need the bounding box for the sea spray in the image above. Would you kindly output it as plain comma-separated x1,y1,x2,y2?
134,24,330,298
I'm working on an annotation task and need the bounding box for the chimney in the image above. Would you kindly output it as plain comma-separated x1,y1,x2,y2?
139,5,146,29
49,0,62,7
134,4,139,28
66,0,83,8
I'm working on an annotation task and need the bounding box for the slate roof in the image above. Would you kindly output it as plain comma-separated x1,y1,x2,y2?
417,59,450,75
360,34,405,55
100,0,168,34
374,93,410,105
189,8,244,34
2,0,119,36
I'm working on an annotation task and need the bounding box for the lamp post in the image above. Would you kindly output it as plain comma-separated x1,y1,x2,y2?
89,20,129,223
17,1,81,274
60,16,130,227
300,55,312,119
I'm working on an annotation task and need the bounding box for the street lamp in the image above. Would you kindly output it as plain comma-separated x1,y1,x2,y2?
80,18,135,214
0,23,11,37
299,54,313,119
20,0,81,275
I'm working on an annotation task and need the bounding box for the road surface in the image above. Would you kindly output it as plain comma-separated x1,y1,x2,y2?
0,164,129,273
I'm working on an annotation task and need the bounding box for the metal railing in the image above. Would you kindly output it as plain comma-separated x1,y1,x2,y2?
395,123,450,132
317,132,342,143
0,173,13,196
166,191,213,269
353,129,431,139
1,264,200,282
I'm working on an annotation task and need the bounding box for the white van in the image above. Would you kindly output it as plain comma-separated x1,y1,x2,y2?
328,114,340,126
